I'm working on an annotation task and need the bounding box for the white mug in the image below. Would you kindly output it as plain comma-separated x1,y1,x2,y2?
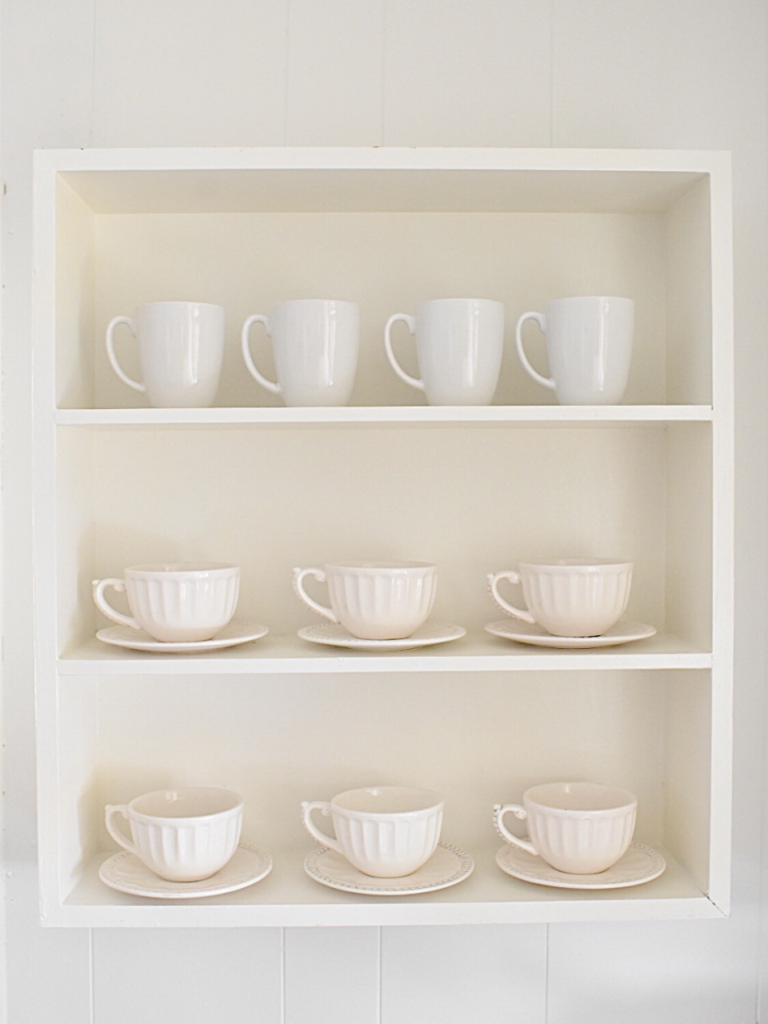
302,786,444,877
106,301,225,408
292,561,437,640
488,559,633,637
516,296,634,405
241,299,359,406
494,781,637,874
385,298,505,405
93,562,240,643
105,787,243,882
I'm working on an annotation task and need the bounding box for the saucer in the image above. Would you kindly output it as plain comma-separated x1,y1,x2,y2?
495,841,666,890
99,843,273,898
484,619,656,649
304,842,474,895
297,623,466,651
95,620,269,653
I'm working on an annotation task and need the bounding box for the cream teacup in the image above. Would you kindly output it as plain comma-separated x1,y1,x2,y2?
302,786,444,877
292,561,437,640
494,781,637,874
105,787,243,881
487,558,632,637
93,562,240,643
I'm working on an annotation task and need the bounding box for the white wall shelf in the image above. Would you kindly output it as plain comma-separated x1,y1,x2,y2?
33,146,733,927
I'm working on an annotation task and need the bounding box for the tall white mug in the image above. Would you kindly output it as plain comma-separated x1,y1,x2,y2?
106,301,225,408
241,299,359,407
515,296,634,405
385,298,505,405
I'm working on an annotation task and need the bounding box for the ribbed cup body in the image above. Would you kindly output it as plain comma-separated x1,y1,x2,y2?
326,562,437,640
333,805,443,877
125,564,240,642
130,811,242,881
521,560,632,637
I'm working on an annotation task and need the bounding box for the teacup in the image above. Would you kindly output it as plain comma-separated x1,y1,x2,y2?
292,561,437,640
93,562,240,643
487,559,632,637
494,781,637,874
302,786,444,877
105,787,243,881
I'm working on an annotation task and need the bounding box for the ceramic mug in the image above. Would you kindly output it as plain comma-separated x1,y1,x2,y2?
494,781,637,874
93,562,240,643
515,296,634,405
106,301,225,408
488,559,632,637
292,561,437,640
105,787,243,881
241,299,359,406
385,298,505,405
302,786,444,877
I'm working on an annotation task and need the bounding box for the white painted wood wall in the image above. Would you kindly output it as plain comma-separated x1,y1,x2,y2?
2,1,767,1021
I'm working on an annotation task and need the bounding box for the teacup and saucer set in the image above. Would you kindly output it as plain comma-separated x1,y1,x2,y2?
485,558,656,648
92,563,268,653
293,561,466,651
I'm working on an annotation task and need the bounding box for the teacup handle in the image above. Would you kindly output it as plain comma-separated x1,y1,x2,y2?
515,311,555,391
292,567,339,624
301,801,343,854
241,314,282,396
92,578,141,631
384,313,424,392
106,316,146,394
105,804,139,856
493,803,538,857
487,571,536,624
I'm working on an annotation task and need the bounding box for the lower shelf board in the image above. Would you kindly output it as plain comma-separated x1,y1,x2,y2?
49,845,720,927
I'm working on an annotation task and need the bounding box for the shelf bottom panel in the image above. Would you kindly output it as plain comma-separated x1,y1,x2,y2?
49,846,718,927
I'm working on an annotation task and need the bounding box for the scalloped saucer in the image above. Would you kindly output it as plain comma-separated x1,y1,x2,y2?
495,841,666,889
485,619,656,649
304,842,474,895
96,620,269,653
297,622,466,651
99,843,273,898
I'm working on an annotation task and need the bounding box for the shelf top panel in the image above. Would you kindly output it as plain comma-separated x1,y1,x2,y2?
52,845,717,927
54,406,715,429
34,147,730,216
59,631,711,675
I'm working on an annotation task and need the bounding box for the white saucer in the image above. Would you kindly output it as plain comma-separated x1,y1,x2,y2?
484,619,656,649
99,843,273,898
304,842,474,895
96,620,269,653
495,841,666,890
297,622,466,651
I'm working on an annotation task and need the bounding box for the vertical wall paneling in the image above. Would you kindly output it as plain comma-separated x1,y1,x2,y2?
284,927,380,1024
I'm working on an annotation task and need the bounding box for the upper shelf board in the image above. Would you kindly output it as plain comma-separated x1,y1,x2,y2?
34,147,729,216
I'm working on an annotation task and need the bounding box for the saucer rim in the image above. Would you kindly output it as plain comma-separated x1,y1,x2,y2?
304,841,474,895
495,840,666,890
484,618,657,648
95,619,269,652
297,622,467,651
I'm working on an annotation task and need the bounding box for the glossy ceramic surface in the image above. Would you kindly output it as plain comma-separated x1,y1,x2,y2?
106,301,225,408
495,841,666,890
242,299,359,406
99,843,273,898
297,622,465,651
385,298,505,405
95,619,269,653
304,842,474,895
516,296,634,405
484,618,656,648
302,786,444,877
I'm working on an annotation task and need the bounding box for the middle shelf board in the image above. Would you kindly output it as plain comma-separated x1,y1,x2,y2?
59,631,711,675
55,406,715,428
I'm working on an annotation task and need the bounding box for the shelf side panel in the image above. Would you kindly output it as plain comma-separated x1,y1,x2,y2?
56,177,96,409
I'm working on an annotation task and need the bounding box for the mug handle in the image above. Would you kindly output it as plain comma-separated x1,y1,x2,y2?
92,578,141,630
292,567,338,624
493,804,538,857
301,801,343,854
384,313,424,392
487,571,536,624
106,316,146,393
241,315,282,395
515,311,555,391
105,804,139,856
